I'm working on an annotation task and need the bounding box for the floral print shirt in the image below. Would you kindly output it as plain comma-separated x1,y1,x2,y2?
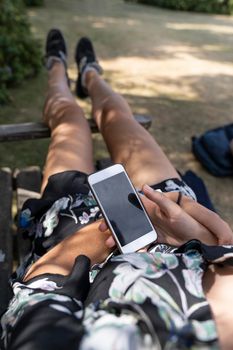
1,171,231,350
3,240,233,349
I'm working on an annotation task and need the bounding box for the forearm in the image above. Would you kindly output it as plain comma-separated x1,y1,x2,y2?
142,186,233,247
163,192,229,245
24,220,112,281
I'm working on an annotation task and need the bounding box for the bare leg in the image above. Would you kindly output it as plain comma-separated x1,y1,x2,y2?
86,70,180,189
24,62,112,281
41,62,95,192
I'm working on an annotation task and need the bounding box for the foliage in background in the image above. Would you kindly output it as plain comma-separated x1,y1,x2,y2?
126,0,233,14
0,0,42,104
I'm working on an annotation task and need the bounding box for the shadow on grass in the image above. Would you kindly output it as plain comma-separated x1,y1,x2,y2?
26,0,233,64
1,71,233,168
0,70,232,226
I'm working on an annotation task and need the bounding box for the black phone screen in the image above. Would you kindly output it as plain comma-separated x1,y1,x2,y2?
92,172,153,246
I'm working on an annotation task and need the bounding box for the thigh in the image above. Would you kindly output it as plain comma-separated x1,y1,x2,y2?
42,105,95,192
203,265,233,350
88,72,179,189
103,113,180,189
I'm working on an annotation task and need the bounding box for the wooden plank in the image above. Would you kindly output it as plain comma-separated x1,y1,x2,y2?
14,167,42,264
0,115,152,142
0,168,13,316
0,122,50,142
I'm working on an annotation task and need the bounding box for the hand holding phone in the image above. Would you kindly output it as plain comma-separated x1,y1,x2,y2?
88,164,157,253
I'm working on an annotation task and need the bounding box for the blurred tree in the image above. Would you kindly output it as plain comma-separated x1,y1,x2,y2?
0,0,42,104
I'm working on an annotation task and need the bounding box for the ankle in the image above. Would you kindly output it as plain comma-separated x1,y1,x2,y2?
48,60,66,77
45,56,66,71
47,60,71,91
85,69,99,92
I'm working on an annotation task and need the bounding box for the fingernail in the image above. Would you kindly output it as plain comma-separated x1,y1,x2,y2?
144,184,154,192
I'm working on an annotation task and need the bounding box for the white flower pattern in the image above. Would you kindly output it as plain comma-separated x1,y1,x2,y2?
6,186,231,350
79,211,90,224
108,252,218,347
43,197,70,237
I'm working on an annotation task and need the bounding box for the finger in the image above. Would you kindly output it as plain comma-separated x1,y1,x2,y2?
106,236,116,248
182,199,233,245
142,184,180,218
140,193,159,215
98,219,109,232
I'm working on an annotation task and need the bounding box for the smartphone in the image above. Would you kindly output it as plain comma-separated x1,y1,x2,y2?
88,164,157,254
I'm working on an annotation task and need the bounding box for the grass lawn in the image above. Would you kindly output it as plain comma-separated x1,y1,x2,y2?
0,0,233,227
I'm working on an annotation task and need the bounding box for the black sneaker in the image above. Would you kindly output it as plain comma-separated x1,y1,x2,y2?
75,37,103,99
45,28,68,70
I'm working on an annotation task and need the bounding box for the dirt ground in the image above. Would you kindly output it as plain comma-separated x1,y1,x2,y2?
0,0,232,227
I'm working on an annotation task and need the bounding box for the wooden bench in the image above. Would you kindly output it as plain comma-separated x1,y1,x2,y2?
0,168,13,316
0,115,151,317
0,115,151,142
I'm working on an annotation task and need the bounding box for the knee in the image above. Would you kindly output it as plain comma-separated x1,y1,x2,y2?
44,93,77,118
43,94,81,129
